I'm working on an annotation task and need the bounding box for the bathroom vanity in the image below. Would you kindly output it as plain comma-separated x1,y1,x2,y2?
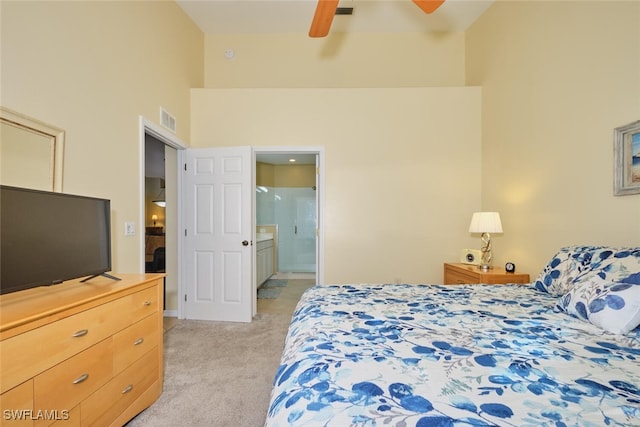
256,233,275,288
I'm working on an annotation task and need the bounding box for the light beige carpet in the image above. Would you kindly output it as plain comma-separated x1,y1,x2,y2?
126,314,291,427
126,279,315,427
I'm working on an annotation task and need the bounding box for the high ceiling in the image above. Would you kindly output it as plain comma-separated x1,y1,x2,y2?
176,0,495,35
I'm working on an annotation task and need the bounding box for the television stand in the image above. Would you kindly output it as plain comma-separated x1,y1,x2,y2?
80,272,122,282
0,274,164,426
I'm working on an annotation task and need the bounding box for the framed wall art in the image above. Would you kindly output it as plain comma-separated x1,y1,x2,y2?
614,120,640,196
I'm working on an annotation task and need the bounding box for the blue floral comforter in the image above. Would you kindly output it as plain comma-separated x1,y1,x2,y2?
265,284,640,426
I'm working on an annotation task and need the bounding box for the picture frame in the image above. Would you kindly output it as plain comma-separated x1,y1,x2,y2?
614,120,640,196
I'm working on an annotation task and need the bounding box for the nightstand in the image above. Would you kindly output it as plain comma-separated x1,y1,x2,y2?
444,262,530,285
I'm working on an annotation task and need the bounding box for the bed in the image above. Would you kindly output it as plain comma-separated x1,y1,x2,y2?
265,246,640,426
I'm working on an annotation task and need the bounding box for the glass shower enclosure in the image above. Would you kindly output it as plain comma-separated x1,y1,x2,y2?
257,186,316,274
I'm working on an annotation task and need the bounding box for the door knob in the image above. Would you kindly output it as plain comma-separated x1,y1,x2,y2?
242,240,249,246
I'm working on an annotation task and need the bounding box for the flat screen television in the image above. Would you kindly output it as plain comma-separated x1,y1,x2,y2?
1,185,115,295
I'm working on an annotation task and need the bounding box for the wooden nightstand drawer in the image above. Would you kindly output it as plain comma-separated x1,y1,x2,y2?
444,268,479,284
444,263,530,285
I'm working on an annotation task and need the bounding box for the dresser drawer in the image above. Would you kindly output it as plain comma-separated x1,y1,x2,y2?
81,348,158,426
1,284,159,394
113,314,159,374
1,299,129,394
123,286,160,326
34,339,113,414
47,406,79,427
0,380,34,427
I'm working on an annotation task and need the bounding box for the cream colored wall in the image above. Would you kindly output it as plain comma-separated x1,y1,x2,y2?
256,162,276,187
204,32,466,87
192,87,482,283
2,2,203,276
466,1,640,276
256,163,316,188
274,165,316,188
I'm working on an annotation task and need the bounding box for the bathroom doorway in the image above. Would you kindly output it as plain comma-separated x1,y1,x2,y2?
254,148,324,285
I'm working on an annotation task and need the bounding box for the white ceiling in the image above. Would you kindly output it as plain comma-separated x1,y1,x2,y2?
176,0,495,35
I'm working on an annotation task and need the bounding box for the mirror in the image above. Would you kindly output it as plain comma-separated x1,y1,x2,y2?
0,107,65,192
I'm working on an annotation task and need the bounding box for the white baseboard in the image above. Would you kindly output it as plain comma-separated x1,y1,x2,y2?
272,272,316,280
163,309,178,318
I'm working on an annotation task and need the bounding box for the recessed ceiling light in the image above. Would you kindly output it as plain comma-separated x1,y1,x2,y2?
289,158,296,163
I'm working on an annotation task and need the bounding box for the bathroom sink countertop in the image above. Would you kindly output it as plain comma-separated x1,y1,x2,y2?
256,233,274,242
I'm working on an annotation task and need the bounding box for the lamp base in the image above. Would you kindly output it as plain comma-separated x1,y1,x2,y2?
477,264,493,271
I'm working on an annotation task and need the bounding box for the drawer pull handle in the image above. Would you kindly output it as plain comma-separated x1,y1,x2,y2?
144,300,152,306
72,329,89,338
122,384,134,394
134,338,144,346
73,373,89,384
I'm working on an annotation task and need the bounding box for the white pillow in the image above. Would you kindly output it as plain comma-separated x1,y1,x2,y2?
557,279,640,334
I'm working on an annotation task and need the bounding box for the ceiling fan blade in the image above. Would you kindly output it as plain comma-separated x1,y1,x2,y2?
412,0,445,14
309,0,340,38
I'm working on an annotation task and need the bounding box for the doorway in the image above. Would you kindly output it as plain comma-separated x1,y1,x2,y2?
139,117,186,318
254,147,324,286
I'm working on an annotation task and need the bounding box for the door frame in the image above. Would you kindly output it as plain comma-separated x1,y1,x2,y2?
253,146,325,287
138,116,187,317
138,127,326,319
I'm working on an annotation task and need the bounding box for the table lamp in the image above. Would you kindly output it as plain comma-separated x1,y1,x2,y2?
468,212,503,270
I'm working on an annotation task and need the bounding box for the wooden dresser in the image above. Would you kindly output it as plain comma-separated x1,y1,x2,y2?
444,263,530,285
0,274,164,426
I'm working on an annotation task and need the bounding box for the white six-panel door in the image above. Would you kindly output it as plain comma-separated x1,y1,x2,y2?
183,146,253,322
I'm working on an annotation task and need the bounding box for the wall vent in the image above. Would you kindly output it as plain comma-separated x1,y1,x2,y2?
160,107,176,133
335,7,353,15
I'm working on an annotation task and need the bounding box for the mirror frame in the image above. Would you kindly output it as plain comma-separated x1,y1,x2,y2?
1,106,65,192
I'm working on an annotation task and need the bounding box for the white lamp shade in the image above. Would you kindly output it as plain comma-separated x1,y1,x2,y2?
469,212,503,233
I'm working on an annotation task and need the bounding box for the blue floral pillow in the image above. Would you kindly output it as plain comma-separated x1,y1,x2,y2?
557,279,640,334
534,246,606,296
535,246,640,296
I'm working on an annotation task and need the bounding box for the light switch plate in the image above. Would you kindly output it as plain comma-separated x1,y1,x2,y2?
124,221,135,236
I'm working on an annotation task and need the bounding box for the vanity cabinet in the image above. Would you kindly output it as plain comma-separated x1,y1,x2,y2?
0,274,164,426
256,239,275,288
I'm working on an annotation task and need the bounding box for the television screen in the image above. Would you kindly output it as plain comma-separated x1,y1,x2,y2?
0,185,112,295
